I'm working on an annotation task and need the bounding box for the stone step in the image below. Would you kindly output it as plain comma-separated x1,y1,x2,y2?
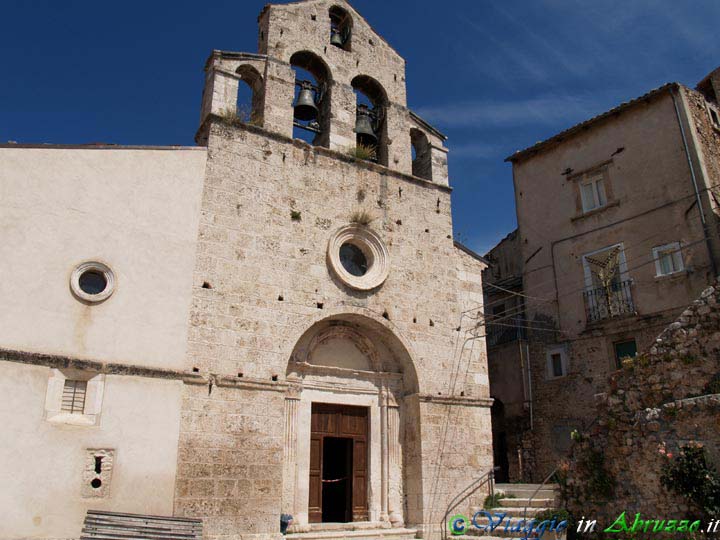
465,527,528,538
469,507,554,519
494,484,559,490
286,527,418,540
494,488,556,499
498,498,555,508
455,536,506,540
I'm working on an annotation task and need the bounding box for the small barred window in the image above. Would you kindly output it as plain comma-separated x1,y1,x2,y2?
61,380,87,414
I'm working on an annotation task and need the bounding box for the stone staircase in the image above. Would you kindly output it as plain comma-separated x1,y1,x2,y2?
285,522,418,540
464,483,560,538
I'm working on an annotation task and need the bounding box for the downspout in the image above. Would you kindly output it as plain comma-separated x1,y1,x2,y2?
519,336,533,431
670,86,718,277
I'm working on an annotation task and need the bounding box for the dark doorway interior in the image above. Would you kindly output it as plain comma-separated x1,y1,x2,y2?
321,437,353,522
491,398,510,482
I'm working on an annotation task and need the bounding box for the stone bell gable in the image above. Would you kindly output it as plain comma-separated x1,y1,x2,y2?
198,0,448,185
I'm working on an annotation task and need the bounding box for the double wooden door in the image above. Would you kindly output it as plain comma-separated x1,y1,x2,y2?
309,403,368,523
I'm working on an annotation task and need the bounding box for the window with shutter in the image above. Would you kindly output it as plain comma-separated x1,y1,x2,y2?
61,380,87,414
652,242,684,276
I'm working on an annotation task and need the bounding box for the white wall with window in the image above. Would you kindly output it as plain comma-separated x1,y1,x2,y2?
44,368,105,426
1,361,183,539
653,242,685,277
546,345,568,379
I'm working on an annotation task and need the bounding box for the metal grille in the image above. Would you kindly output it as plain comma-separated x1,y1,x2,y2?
583,279,635,323
486,318,525,347
61,380,87,414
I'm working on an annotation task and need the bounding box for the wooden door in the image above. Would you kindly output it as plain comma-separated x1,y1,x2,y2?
309,403,368,523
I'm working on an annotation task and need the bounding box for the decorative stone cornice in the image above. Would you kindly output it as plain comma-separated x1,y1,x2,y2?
412,393,494,408
0,348,287,392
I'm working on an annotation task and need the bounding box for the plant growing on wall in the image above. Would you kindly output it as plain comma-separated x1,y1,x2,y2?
350,209,373,226
349,143,377,162
660,442,720,518
578,448,615,501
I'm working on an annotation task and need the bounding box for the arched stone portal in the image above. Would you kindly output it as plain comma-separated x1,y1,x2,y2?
282,314,421,531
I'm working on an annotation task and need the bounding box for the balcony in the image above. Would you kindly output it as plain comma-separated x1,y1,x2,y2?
486,317,526,347
583,279,635,323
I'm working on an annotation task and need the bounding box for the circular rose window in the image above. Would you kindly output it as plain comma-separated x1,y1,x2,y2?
70,262,115,303
327,225,389,290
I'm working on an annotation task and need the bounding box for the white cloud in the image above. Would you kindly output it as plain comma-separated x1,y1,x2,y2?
416,93,608,129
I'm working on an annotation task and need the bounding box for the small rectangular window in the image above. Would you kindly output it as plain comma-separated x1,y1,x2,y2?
614,339,637,368
653,242,684,276
708,105,720,128
580,175,607,213
546,346,568,379
61,380,87,414
551,353,563,377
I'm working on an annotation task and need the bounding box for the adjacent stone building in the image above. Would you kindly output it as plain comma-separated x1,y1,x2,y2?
0,2,492,540
484,68,720,481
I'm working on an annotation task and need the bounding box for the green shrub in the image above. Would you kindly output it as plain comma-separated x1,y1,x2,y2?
661,442,720,518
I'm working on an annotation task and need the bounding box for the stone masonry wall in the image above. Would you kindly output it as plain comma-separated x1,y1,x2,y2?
174,118,492,539
562,283,720,527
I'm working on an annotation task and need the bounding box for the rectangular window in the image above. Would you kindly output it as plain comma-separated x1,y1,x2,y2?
708,104,720,129
61,379,87,414
653,242,684,276
546,346,567,379
551,353,564,377
614,339,637,368
580,174,607,213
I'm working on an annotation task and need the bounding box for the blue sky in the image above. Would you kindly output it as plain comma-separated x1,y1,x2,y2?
1,0,718,254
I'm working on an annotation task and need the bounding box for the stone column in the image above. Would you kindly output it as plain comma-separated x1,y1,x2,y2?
282,384,302,515
380,385,389,522
387,398,404,527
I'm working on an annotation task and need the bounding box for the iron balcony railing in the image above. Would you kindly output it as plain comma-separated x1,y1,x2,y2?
486,318,526,347
583,279,635,323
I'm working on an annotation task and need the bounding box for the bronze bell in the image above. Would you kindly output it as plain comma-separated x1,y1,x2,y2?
294,81,319,121
354,104,377,146
330,28,344,47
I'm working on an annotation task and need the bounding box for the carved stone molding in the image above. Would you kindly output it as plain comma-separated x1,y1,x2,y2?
326,224,390,291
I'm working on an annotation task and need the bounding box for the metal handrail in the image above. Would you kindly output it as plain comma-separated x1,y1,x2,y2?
521,467,559,522
441,467,498,540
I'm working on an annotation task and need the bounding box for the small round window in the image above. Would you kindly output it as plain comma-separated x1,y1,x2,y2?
79,270,107,295
327,225,389,290
70,262,115,303
340,242,369,277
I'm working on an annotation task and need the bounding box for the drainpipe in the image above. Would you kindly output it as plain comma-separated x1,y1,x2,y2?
519,339,533,431
670,86,719,277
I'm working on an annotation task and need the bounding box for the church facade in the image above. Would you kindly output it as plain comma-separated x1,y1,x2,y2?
0,2,492,540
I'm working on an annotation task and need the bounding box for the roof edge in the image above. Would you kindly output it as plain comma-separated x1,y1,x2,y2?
409,110,447,141
454,240,489,265
504,83,679,163
0,143,205,151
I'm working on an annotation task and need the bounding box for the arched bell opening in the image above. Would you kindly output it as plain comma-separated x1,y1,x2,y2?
290,51,332,147
410,128,432,181
235,64,264,127
351,75,389,166
282,314,421,529
329,6,352,51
